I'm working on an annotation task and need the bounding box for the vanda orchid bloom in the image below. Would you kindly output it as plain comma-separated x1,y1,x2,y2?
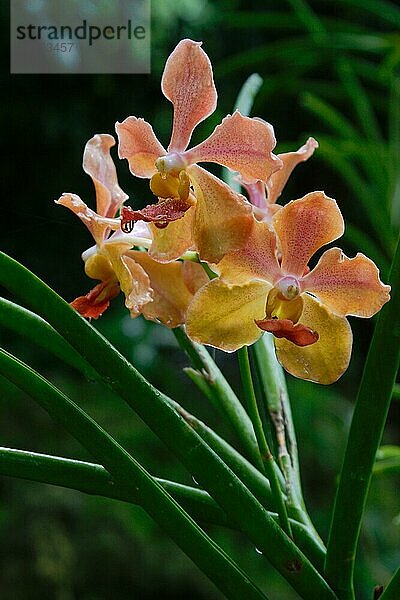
186,191,391,384
116,38,282,264
56,134,208,326
243,137,319,222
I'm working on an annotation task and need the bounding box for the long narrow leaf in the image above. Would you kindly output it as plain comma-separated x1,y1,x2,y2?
0,297,96,379
325,232,400,599
0,447,229,526
380,566,400,600
0,445,325,567
0,252,336,599
0,349,268,600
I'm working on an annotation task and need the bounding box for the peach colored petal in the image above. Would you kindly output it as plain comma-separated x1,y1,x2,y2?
182,261,209,295
186,279,271,352
148,206,195,263
112,253,153,317
301,247,391,317
267,137,318,204
83,134,128,219
70,280,120,319
217,218,281,285
184,112,282,182
274,294,352,385
56,193,109,246
189,165,253,264
242,180,267,209
162,39,217,153
116,117,166,178
273,191,344,278
130,250,207,327
255,318,319,346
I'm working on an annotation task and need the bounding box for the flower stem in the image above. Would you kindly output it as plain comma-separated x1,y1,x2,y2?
173,326,264,471
237,346,292,538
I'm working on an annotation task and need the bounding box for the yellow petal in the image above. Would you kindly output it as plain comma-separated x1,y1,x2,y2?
301,247,391,317
162,39,217,153
148,206,195,263
105,244,153,317
130,251,207,327
189,165,253,263
217,218,281,285
186,279,270,352
84,252,115,282
274,294,352,384
272,191,344,277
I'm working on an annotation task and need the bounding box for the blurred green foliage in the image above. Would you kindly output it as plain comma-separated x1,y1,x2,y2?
1,0,399,598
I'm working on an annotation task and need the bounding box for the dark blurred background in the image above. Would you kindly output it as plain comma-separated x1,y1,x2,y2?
1,0,399,598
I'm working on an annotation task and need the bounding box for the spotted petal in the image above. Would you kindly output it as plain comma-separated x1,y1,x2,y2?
162,39,217,153
217,218,281,285
186,279,270,352
83,134,128,218
189,165,253,263
267,137,318,204
184,112,282,183
108,251,153,317
116,117,166,178
130,250,208,327
301,247,391,317
274,294,352,384
148,206,195,263
56,193,110,246
273,191,344,278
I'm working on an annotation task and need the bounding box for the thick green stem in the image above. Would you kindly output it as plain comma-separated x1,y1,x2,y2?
0,445,325,567
0,252,336,599
0,446,228,526
173,326,264,471
0,349,269,600
325,233,400,599
252,335,323,547
237,346,292,538
0,297,97,379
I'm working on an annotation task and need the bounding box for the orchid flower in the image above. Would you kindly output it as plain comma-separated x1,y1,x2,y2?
186,191,390,384
242,137,319,222
56,134,208,326
116,39,282,263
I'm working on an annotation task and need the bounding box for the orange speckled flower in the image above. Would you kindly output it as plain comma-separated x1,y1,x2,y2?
56,134,207,326
116,39,281,263
186,191,390,384
242,137,319,222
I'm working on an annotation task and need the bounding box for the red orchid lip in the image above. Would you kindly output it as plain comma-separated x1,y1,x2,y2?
255,317,319,347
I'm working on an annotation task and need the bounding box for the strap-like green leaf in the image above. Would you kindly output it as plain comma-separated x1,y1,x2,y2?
325,232,400,599
0,252,336,599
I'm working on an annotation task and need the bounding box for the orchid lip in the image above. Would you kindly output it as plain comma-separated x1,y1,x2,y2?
275,276,300,300
155,153,187,175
